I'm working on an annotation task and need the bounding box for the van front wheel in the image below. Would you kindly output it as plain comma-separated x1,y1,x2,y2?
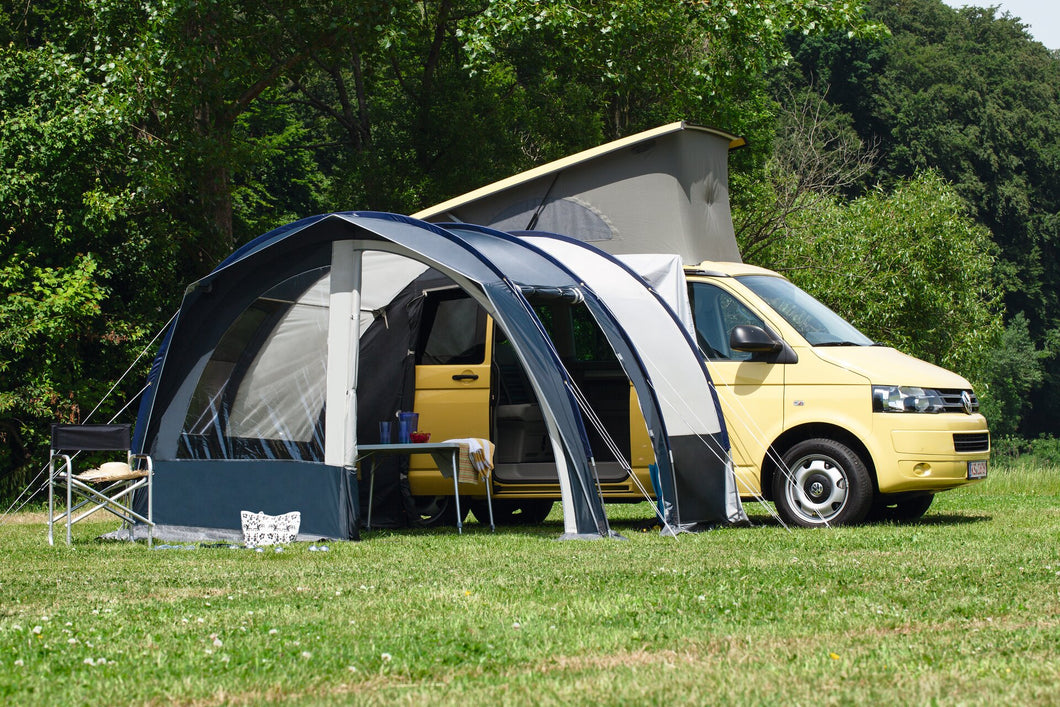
773,438,873,528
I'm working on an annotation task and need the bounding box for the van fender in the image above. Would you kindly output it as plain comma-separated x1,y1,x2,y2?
760,421,879,501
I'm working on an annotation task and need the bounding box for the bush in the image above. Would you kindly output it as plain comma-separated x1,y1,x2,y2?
990,434,1060,468
754,171,1004,384
990,435,1025,465
976,314,1051,437
1027,435,1060,467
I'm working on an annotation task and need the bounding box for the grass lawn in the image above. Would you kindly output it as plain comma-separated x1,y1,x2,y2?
1,463,1058,706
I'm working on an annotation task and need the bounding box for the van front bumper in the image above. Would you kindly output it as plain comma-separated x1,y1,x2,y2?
873,414,990,493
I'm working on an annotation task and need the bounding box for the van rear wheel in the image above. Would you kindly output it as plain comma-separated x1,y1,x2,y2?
869,493,934,522
773,438,872,528
409,495,467,528
470,499,553,526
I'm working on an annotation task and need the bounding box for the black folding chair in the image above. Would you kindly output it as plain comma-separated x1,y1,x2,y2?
48,424,154,547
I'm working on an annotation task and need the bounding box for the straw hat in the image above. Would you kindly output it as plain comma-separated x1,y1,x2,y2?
75,461,142,482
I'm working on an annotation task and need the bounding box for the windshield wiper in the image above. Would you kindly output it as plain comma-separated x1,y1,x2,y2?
814,341,872,347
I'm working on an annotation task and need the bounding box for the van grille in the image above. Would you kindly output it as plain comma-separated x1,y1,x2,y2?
938,389,979,413
953,432,990,453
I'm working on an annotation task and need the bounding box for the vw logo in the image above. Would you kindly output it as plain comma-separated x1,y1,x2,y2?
961,390,974,415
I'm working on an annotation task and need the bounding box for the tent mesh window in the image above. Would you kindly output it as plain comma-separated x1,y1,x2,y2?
414,288,487,366
178,267,330,461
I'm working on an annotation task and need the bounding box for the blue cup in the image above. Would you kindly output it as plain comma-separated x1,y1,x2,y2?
398,419,411,444
378,421,392,444
398,411,419,433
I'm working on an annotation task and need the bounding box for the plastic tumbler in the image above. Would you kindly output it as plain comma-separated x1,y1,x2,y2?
378,421,392,444
398,419,411,444
398,411,419,433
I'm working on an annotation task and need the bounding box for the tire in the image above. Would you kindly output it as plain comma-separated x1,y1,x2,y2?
868,493,934,522
772,438,873,528
470,499,553,526
408,495,467,528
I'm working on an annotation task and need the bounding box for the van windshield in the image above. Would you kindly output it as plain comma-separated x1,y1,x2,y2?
737,275,875,347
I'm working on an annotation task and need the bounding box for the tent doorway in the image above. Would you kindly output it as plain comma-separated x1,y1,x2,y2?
491,299,633,484
410,286,636,492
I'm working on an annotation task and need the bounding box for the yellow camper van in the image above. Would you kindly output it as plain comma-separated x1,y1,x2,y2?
403,259,989,528
407,122,990,527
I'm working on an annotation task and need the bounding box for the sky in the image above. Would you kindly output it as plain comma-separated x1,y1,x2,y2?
941,1,1060,49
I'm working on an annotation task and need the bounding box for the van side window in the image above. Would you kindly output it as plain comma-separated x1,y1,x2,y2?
416,289,487,365
688,282,767,362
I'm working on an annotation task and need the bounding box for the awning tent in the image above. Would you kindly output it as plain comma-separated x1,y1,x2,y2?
131,212,741,541
412,122,745,264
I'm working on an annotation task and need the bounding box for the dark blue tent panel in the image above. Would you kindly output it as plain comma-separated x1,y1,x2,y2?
149,460,357,540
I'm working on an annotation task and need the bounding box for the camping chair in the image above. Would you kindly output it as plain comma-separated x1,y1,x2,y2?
48,424,154,547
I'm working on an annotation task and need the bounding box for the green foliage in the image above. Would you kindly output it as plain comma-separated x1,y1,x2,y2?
455,0,883,152
991,434,1060,471
0,0,979,502
989,434,1024,465
1026,435,1060,467
870,1,1060,334
759,171,1003,383
976,314,1054,437
734,85,879,262
230,94,330,236
0,252,109,479
786,0,1060,435
0,28,164,494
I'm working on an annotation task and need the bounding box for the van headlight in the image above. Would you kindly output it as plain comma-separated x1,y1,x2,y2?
872,385,945,413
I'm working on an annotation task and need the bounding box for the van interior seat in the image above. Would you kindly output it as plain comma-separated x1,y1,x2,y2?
496,403,542,421
495,402,550,465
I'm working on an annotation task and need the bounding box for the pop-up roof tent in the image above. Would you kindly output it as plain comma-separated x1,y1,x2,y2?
413,122,745,264
130,212,741,541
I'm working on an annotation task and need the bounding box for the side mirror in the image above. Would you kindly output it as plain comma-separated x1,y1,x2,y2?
730,325,782,354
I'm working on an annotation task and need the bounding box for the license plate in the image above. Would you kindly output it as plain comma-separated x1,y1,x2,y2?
967,460,988,480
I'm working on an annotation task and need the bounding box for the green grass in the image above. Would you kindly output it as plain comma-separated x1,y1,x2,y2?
2,465,1059,706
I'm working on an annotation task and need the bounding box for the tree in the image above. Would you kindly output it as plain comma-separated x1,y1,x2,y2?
126,1,394,258
785,0,1060,435
759,171,1003,385
0,0,886,498
0,7,176,495
977,314,1055,437
295,0,886,212
734,86,878,263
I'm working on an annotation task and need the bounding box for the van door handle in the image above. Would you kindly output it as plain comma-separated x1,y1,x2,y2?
452,373,479,381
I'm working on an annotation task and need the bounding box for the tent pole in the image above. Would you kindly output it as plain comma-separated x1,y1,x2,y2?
347,252,362,468
544,415,579,536
325,241,361,468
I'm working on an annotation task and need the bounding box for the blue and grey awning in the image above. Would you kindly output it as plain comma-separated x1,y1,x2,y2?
133,212,742,540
